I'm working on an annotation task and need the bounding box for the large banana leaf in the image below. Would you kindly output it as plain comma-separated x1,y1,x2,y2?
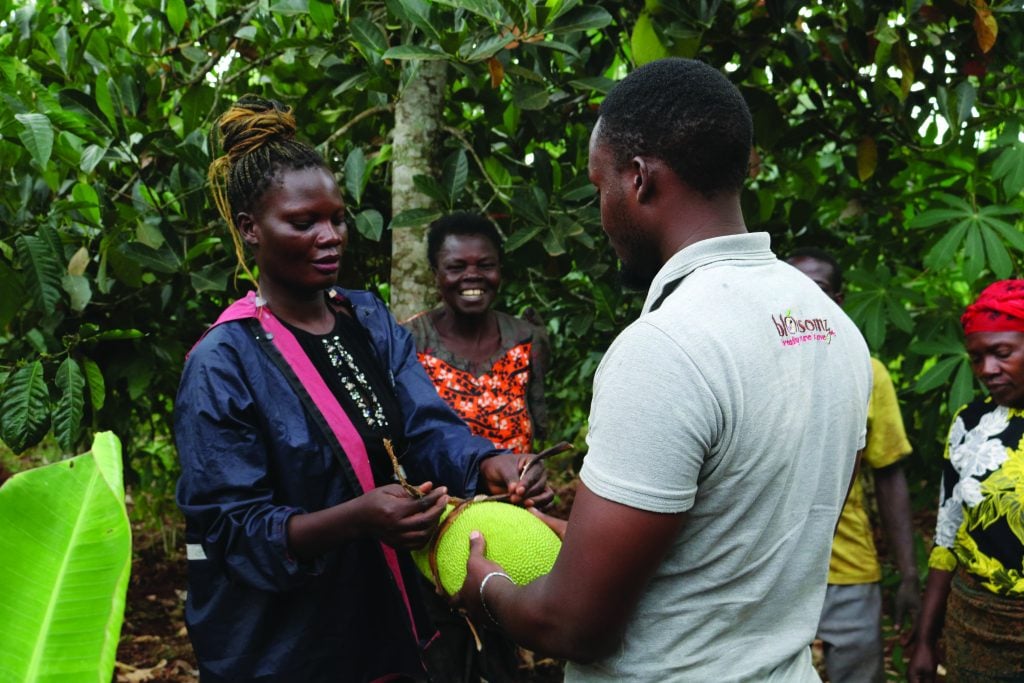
0,432,131,682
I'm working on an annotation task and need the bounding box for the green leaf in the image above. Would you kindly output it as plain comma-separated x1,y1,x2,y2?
389,208,442,229
61,274,92,312
514,84,550,110
860,297,887,349
53,26,69,75
344,147,367,206
189,263,230,293
80,145,107,173
413,174,448,206
562,183,596,201
0,361,51,454
532,38,579,57
81,357,106,413
166,0,187,35
934,193,974,211
980,224,1013,278
269,0,308,15
94,76,116,129
354,209,384,241
350,17,388,59
0,259,26,328
910,337,964,357
986,218,1024,252
0,56,17,84
82,328,144,341
505,225,542,252
136,220,166,249
954,80,975,129
886,298,914,334
992,144,1024,197
977,204,1022,218
442,149,468,206
180,45,209,62
117,242,181,274
392,0,440,41
922,222,968,271
962,224,985,281
568,76,615,94
16,235,63,314
459,33,515,62
547,5,612,33
308,0,334,32
381,45,449,61
509,186,548,226
54,358,85,452
914,355,961,394
949,360,975,414
431,0,506,23
15,113,55,168
72,181,101,226
631,11,669,66
908,208,967,229
541,227,566,256
0,432,131,682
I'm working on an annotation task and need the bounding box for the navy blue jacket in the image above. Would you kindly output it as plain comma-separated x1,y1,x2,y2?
174,289,499,682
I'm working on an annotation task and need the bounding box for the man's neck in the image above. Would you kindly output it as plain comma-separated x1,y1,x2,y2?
659,195,747,261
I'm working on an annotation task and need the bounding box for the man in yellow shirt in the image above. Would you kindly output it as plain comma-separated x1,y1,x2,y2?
788,248,920,683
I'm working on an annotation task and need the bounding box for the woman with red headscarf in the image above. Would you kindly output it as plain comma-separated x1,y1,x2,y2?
909,280,1024,682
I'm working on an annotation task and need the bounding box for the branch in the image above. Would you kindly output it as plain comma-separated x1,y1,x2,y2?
319,105,395,151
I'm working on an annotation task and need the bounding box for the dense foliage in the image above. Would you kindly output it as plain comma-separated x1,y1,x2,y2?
1,0,1022,523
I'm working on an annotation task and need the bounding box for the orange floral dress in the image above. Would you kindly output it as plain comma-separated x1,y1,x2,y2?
403,310,549,454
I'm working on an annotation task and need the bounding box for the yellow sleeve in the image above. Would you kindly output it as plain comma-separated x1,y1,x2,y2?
928,545,958,571
864,358,913,470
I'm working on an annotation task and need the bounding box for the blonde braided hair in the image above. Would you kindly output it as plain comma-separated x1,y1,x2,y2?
207,94,328,284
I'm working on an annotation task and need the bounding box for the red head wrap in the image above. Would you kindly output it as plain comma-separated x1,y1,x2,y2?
961,280,1024,336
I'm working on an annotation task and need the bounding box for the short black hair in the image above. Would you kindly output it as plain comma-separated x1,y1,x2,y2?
426,212,504,269
597,58,753,199
786,247,844,293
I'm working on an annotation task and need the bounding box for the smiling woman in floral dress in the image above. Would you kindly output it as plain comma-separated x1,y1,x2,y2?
909,279,1024,682
402,212,550,456
401,212,551,682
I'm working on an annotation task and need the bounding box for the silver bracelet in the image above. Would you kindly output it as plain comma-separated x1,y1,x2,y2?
479,571,515,627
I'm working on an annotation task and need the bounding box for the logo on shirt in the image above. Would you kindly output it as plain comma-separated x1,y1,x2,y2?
772,309,836,347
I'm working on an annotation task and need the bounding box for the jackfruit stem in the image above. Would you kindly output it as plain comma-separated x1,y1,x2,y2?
382,438,512,506
383,437,424,499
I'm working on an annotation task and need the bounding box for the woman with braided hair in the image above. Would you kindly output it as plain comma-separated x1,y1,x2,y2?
909,280,1024,682
173,95,552,682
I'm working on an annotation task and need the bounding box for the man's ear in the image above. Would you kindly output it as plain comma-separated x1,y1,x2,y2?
834,290,845,306
236,213,258,246
631,156,653,203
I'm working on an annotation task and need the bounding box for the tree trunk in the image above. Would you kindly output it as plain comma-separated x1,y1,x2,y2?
389,59,447,322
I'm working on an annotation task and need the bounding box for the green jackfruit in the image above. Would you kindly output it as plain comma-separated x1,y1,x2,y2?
412,500,561,596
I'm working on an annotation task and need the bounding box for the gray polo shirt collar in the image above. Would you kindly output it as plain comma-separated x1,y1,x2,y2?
642,232,775,314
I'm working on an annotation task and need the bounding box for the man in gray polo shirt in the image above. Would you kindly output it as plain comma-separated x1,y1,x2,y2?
454,57,872,681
